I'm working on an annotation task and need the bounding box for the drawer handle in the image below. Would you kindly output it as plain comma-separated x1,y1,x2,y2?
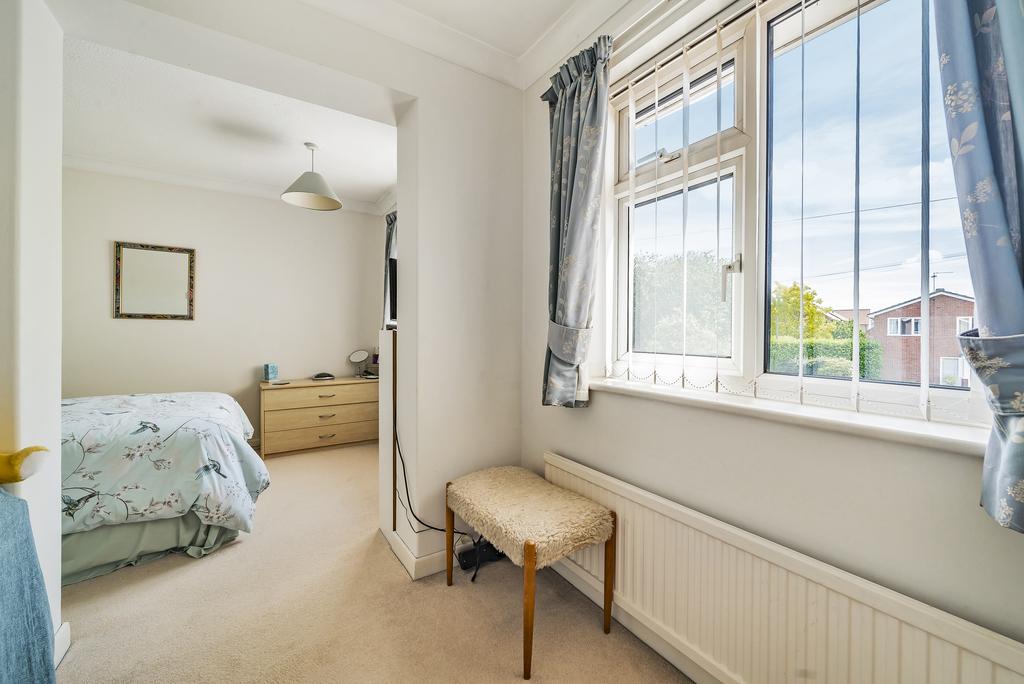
319,413,336,419
318,393,336,399
319,433,337,440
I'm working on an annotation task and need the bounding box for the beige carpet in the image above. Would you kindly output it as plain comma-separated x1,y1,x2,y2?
59,444,690,683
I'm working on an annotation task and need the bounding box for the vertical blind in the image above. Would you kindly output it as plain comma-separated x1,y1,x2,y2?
608,0,984,426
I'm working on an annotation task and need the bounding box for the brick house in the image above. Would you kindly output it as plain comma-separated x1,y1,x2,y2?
866,289,975,386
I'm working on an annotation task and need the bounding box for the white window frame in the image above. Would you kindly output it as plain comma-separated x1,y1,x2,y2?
956,316,974,334
939,356,969,387
753,0,987,424
887,316,922,337
610,18,756,383
604,0,990,427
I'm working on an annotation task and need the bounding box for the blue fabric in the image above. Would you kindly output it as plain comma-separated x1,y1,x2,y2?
936,1,1024,531
540,36,612,407
0,489,55,684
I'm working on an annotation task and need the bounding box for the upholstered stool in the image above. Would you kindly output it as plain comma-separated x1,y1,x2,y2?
445,466,617,680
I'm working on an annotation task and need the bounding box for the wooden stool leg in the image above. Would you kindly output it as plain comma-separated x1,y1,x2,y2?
523,541,537,680
445,482,454,587
604,511,617,634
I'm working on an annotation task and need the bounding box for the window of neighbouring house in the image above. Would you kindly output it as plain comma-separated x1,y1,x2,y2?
886,317,921,337
939,356,970,388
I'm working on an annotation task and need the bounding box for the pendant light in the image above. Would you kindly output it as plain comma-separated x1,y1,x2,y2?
281,142,342,211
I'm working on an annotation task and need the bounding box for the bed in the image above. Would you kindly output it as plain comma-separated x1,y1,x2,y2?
60,392,270,584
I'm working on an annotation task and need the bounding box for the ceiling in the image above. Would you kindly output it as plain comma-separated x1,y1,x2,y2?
298,0,634,88
63,38,397,214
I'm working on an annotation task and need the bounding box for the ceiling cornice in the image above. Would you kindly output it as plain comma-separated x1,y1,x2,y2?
374,187,398,216
298,0,521,87
516,0,649,89
63,154,389,216
297,0,642,90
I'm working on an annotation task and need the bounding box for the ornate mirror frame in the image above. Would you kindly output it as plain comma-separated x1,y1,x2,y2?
113,241,195,320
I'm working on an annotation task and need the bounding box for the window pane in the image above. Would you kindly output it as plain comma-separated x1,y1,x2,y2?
767,6,858,378
632,194,685,354
766,0,968,389
859,0,923,385
634,64,736,167
862,205,923,384
685,177,734,357
631,177,734,358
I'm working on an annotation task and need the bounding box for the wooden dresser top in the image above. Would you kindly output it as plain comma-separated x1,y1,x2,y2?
259,376,379,391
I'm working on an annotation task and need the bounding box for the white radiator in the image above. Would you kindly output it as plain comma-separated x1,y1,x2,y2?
543,451,1024,684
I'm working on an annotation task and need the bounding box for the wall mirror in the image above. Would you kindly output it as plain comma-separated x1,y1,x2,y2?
114,241,195,320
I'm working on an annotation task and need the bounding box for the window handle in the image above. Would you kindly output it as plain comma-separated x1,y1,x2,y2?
721,253,742,302
657,149,681,163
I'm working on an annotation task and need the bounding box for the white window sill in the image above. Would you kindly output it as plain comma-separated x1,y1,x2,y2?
589,378,989,458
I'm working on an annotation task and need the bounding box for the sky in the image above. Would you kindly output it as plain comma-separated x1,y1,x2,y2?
767,0,973,312
634,0,974,315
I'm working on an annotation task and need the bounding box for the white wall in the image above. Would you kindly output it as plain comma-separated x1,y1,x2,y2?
520,38,1024,646
0,0,65,643
62,169,383,431
51,0,524,560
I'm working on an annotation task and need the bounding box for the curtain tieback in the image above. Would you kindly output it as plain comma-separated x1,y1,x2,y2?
959,331,1024,415
548,320,592,366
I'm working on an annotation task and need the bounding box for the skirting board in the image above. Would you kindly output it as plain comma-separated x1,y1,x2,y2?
54,621,70,668
381,529,475,580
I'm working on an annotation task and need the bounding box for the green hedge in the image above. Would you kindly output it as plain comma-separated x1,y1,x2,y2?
769,336,882,379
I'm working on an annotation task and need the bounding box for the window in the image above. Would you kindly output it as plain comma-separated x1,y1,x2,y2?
887,317,921,337
765,0,975,390
611,26,751,382
634,62,736,167
607,0,986,425
939,356,970,388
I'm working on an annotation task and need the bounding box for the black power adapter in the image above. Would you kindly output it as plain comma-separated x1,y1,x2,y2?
457,538,505,581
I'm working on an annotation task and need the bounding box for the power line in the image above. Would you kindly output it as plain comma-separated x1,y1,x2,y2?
804,251,966,280
772,195,957,225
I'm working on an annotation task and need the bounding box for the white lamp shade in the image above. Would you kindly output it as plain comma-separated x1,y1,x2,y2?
281,171,342,211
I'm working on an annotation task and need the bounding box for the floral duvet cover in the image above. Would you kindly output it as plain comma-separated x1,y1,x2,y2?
61,392,270,536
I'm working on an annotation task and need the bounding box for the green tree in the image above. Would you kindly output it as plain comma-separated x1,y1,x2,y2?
831,319,855,339
769,282,836,339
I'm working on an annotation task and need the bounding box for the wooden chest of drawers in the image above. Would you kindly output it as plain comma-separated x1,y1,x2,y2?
259,377,378,457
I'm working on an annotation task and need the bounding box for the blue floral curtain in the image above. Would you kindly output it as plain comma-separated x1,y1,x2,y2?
936,1,1024,531
540,36,612,407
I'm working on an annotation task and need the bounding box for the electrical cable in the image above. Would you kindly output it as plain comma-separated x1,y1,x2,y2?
394,433,472,537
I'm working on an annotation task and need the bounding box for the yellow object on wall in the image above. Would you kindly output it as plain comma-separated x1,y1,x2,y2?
0,446,47,484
